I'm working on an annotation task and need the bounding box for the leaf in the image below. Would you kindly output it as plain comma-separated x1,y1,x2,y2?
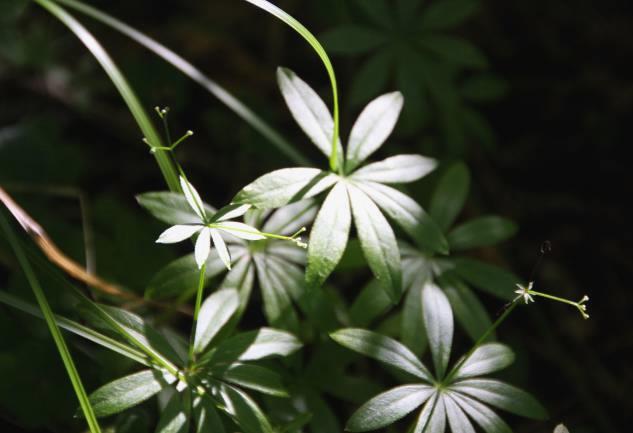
449,392,512,433
419,0,479,31
346,385,434,432
194,289,239,354
351,154,437,184
88,370,167,417
233,168,337,209
215,382,274,433
155,391,189,433
401,271,429,355
216,222,266,241
306,182,351,289
210,229,231,269
355,182,448,254
554,425,570,433
419,35,488,68
212,203,252,222
320,25,386,55
350,49,393,107
203,328,302,365
451,379,548,420
137,192,215,225
447,216,517,251
195,227,212,268
450,258,519,300
348,184,402,302
156,225,201,244
180,176,206,220
444,394,476,433
305,391,340,433
412,393,446,433
194,395,226,433
330,328,432,381
219,255,255,313
451,343,514,380
354,0,393,29
422,282,453,379
213,363,288,397
276,67,343,161
262,199,318,235
346,92,404,171
254,254,300,332
396,0,423,21
429,162,470,232
441,277,492,341
350,280,392,327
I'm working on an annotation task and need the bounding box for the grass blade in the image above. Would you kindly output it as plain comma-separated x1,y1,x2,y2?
0,211,102,433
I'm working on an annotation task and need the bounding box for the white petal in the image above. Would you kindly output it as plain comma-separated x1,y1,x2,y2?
156,225,201,244
210,229,231,270
195,227,211,269
180,176,206,221
216,204,252,222
216,222,266,240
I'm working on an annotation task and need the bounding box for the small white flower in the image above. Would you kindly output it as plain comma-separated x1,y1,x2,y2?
514,281,535,304
156,176,265,270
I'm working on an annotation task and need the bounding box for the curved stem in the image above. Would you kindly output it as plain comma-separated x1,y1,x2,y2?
188,263,207,365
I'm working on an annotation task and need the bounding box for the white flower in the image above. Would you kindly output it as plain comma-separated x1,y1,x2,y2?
514,281,535,304
156,176,265,269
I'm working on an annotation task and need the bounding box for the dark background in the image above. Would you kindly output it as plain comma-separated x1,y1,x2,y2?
1,0,631,432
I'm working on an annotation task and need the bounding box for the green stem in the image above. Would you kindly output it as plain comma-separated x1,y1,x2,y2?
34,0,180,192
188,263,207,364
53,0,309,166
0,212,102,433
528,290,577,307
444,301,519,384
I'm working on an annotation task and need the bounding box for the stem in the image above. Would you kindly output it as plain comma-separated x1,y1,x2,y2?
188,263,207,364
0,212,102,433
528,290,577,307
444,301,519,383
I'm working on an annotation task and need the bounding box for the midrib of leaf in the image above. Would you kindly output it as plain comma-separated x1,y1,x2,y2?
242,0,341,172
34,0,180,192
52,0,309,166
0,212,102,433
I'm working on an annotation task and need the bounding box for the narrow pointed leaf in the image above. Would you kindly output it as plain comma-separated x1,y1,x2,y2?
156,391,189,433
346,385,434,432
401,270,429,355
233,168,336,209
194,289,239,354
156,225,200,244
210,229,231,269
450,258,519,300
194,395,226,433
554,425,570,433
451,343,514,380
203,328,302,365
350,280,392,327
422,282,453,379
277,67,343,161
355,181,448,253
88,370,167,417
212,203,252,222
419,36,488,68
350,49,393,106
213,363,288,397
215,382,274,433
216,221,266,241
262,199,318,234
444,394,476,433
447,216,518,251
137,192,215,225
419,0,479,31
330,328,432,381
320,25,386,55
346,92,404,171
348,184,402,301
195,227,211,269
451,379,547,420
441,277,492,341
180,176,206,220
220,255,255,313
355,0,393,29
413,393,446,433
254,254,300,332
449,392,512,433
429,162,470,232
306,182,351,288
351,154,437,184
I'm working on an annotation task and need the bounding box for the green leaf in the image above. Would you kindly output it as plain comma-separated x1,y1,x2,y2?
203,328,302,365
351,154,437,184
419,35,488,68
348,184,402,302
346,385,434,432
401,270,429,356
215,382,274,433
451,343,514,381
276,67,343,162
419,0,479,31
254,254,300,332
194,289,239,354
194,395,226,433
441,276,492,341
136,192,215,225
355,182,448,254
330,328,432,381
422,282,453,379
350,49,393,107
449,392,512,433
354,0,393,29
451,379,548,420
346,92,404,171
447,216,517,251
350,280,392,327
450,258,519,300
429,162,470,232
213,363,288,397
220,255,255,314
233,168,337,209
444,394,476,433
320,25,386,54
412,393,446,433
554,425,570,433
88,370,167,417
306,182,351,288
262,199,318,235
156,391,189,433
305,392,340,433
